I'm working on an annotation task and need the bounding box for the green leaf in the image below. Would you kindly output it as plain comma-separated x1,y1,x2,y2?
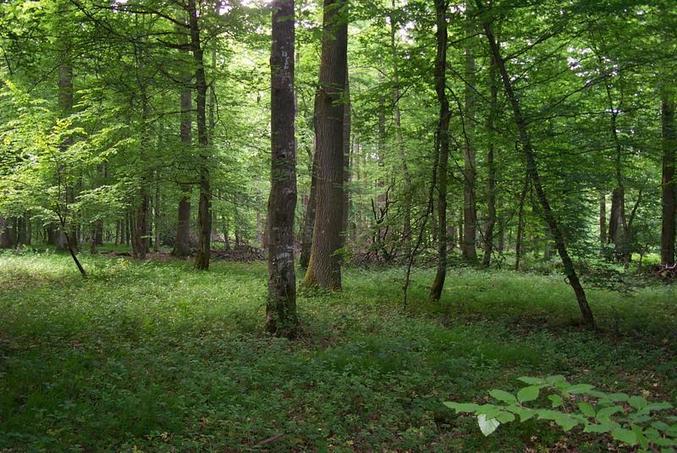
444,402,480,413
578,402,595,417
489,390,517,404
553,413,580,431
508,406,536,422
584,422,614,434
566,384,595,394
638,402,673,415
517,386,540,403
628,396,648,410
477,414,500,436
517,376,544,385
546,375,568,385
611,427,638,445
596,405,624,423
548,394,563,408
495,411,516,423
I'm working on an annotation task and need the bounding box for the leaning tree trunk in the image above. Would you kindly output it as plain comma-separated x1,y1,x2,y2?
478,0,595,329
187,0,212,270
266,0,299,338
303,0,348,290
482,54,498,267
429,0,451,302
661,88,676,265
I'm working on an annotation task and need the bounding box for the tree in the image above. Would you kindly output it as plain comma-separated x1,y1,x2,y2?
266,0,299,338
429,0,451,302
661,88,675,265
477,0,595,329
303,0,348,290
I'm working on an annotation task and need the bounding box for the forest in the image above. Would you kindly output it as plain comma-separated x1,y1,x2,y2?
0,0,675,450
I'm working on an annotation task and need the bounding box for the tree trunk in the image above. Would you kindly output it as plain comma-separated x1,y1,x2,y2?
389,1,413,253
478,1,595,329
187,0,212,270
515,172,529,271
661,88,675,265
603,79,629,263
267,0,299,337
303,0,348,290
342,77,351,247
462,34,478,263
482,54,498,267
599,192,606,250
429,0,450,302
300,142,318,268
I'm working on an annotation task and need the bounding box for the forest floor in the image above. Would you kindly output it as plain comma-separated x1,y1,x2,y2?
0,251,674,451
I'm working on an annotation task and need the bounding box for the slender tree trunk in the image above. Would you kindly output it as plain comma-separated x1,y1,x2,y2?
300,143,318,268
187,0,212,270
482,54,498,267
153,170,161,252
478,2,595,329
267,0,299,337
389,1,413,253
342,77,351,247
661,89,675,265
462,35,478,263
303,0,348,290
515,172,529,271
599,192,606,251
56,48,73,251
603,81,629,263
429,0,450,302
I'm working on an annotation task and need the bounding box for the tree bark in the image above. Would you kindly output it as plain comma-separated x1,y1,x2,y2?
661,88,676,265
462,33,478,263
482,54,498,267
515,172,529,271
389,1,413,253
267,0,299,337
478,1,595,329
429,0,451,302
599,192,606,251
303,0,348,290
187,0,212,270
172,63,193,257
342,77,351,247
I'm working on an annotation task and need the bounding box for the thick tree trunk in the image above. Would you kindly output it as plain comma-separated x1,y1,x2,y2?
482,55,498,267
661,89,675,265
429,0,450,302
478,2,595,329
462,38,478,263
267,0,299,337
303,0,348,290
187,0,212,270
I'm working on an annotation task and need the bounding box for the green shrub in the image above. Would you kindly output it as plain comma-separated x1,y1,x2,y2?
445,375,676,451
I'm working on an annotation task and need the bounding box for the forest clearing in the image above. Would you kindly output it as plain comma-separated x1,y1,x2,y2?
0,0,676,450
0,252,674,450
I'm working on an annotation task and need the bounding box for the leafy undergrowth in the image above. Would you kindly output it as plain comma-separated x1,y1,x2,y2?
0,252,674,451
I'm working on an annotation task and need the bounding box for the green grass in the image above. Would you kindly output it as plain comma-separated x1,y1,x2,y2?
0,251,674,451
